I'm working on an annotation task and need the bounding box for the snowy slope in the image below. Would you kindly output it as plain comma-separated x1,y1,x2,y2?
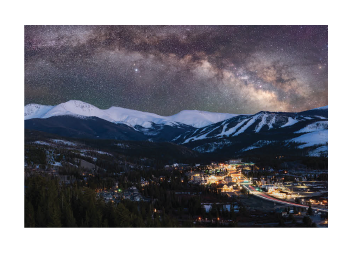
24,104,54,120
175,106,329,144
311,105,328,110
308,146,328,157
234,115,261,136
289,130,328,148
192,140,232,153
255,114,269,133
281,117,299,128
105,106,168,128
240,140,275,152
288,119,328,149
220,118,248,137
168,110,238,128
295,121,328,133
41,100,105,119
25,100,237,128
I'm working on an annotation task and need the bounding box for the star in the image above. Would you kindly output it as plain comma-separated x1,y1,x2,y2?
25,25,327,115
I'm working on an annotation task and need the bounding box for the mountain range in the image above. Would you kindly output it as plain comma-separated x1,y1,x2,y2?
24,100,238,128
25,100,328,157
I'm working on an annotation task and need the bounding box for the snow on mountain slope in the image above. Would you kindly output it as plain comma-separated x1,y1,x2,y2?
268,114,276,129
176,106,329,144
308,146,328,157
41,100,107,120
255,114,268,133
240,140,276,152
295,121,328,133
234,115,261,136
281,117,299,128
183,130,213,144
25,100,237,128
51,139,77,146
105,106,168,128
167,110,238,128
192,140,232,153
311,105,328,110
288,120,328,150
289,130,328,148
24,104,54,120
219,118,248,137
316,116,327,119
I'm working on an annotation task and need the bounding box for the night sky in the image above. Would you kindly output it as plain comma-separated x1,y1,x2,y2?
25,25,328,115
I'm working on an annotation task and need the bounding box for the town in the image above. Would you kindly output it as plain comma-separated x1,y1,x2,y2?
24,142,328,227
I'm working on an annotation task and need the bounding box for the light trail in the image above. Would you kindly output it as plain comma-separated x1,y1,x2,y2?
242,183,328,213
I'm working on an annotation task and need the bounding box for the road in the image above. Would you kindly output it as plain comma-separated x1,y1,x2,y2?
241,183,328,213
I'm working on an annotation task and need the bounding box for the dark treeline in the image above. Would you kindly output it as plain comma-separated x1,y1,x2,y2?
241,155,328,171
24,172,239,227
24,175,179,227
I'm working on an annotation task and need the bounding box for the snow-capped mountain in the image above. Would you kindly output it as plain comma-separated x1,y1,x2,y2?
310,105,328,110
24,100,237,128
174,106,328,157
167,110,239,128
174,108,328,144
24,104,54,120
24,100,328,157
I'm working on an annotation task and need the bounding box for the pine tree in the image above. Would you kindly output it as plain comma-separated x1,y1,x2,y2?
116,203,131,227
62,200,77,227
25,199,36,227
36,205,45,227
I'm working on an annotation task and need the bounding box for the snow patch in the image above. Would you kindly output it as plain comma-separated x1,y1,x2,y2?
281,117,299,128
183,131,211,144
308,146,328,157
311,105,328,110
268,115,276,129
241,140,275,152
203,204,212,213
218,123,229,136
25,104,54,120
316,116,327,119
51,139,77,146
95,151,112,156
33,141,51,146
255,114,268,133
233,115,261,136
115,143,130,149
289,130,328,148
295,121,328,133
220,118,248,137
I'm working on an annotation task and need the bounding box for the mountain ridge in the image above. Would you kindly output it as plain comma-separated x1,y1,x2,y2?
25,100,239,128
24,100,328,157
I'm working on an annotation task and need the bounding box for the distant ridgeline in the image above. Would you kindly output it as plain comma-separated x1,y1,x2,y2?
25,100,328,158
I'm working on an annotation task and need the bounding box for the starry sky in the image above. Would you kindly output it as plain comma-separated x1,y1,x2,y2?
25,25,328,115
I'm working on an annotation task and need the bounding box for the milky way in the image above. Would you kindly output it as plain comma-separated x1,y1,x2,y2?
25,25,328,115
